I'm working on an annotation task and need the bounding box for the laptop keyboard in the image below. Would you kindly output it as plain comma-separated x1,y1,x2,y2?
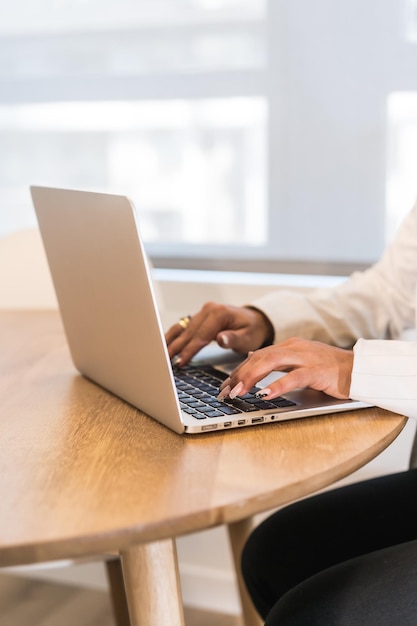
174,364,296,421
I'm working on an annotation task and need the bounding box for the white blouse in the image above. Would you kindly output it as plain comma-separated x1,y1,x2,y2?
251,203,417,419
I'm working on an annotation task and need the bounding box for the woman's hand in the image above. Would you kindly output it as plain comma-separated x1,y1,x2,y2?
165,302,274,367
218,337,354,401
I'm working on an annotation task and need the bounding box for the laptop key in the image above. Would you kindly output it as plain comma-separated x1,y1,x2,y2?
217,405,241,415
224,398,260,412
206,400,225,408
181,407,207,419
199,405,221,414
249,400,280,409
272,398,297,407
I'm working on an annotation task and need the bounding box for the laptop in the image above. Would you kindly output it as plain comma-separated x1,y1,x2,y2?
30,186,370,435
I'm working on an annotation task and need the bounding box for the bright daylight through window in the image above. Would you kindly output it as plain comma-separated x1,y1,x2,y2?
0,0,268,254
0,0,416,272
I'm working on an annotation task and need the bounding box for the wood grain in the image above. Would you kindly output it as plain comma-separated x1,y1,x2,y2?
0,310,407,570
121,539,185,626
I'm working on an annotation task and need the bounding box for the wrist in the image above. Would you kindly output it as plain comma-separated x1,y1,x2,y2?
244,305,275,347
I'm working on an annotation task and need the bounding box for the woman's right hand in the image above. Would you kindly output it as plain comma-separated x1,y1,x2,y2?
165,302,274,367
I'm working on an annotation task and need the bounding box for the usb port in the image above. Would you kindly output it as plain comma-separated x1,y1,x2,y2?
224,421,232,428
238,419,246,426
251,416,265,424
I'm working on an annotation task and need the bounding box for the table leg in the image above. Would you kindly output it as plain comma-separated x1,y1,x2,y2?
120,538,185,626
227,518,263,626
105,557,131,626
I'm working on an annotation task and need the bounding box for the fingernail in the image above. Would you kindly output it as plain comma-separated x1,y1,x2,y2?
217,385,231,401
255,387,271,398
171,355,182,367
220,333,229,346
229,382,244,399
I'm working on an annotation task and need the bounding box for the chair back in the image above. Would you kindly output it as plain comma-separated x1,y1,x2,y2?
0,229,57,308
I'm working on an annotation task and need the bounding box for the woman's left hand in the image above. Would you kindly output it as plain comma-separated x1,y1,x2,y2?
218,337,354,401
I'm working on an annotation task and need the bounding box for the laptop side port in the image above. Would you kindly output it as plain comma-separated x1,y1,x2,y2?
251,416,265,424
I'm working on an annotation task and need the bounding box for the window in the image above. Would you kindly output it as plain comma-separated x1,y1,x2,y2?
1,1,416,273
0,99,266,245
406,0,417,41
387,93,417,238
0,0,268,258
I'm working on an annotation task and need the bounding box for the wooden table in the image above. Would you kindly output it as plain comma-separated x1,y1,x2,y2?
0,311,407,626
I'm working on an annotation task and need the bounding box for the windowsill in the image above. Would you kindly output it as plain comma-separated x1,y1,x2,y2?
153,267,347,289
153,269,348,330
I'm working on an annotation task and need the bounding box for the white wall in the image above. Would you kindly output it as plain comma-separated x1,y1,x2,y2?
268,0,417,263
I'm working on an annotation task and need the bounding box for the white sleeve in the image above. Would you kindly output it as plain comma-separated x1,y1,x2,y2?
350,339,417,419
250,202,417,347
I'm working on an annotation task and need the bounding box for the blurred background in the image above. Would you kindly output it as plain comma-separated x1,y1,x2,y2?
1,0,417,274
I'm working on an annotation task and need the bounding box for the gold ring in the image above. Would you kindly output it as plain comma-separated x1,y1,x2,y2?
178,315,191,330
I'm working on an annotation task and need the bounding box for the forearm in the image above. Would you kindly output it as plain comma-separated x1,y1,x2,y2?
250,268,397,348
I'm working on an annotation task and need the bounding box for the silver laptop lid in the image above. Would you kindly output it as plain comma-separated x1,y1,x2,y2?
31,186,185,434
